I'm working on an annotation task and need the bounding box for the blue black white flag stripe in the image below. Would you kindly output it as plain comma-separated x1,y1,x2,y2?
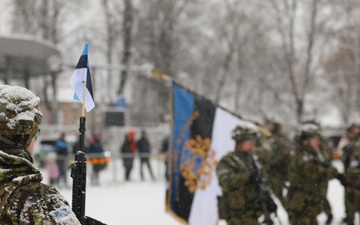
167,82,258,225
69,43,95,112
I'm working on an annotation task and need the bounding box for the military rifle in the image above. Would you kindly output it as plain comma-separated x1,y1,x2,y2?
71,116,106,225
256,125,297,153
248,159,279,225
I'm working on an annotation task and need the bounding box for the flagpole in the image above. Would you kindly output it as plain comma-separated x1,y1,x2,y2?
81,76,87,117
166,79,174,211
150,68,173,210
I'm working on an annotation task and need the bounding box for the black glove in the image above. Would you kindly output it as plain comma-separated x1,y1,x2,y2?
262,217,274,225
266,195,277,213
313,158,329,168
249,171,261,183
337,173,351,187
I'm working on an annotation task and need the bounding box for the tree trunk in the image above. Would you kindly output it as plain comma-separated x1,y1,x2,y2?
102,0,115,103
118,0,133,95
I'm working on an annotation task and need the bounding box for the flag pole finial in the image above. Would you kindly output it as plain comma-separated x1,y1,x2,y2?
151,68,171,81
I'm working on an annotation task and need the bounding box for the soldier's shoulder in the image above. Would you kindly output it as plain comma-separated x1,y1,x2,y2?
344,140,360,153
218,151,248,170
5,182,79,225
8,182,66,207
217,152,236,167
219,151,236,161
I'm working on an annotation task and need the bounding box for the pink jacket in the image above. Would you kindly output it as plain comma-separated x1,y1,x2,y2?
45,160,59,179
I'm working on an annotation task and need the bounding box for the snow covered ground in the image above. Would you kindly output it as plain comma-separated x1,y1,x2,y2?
40,158,353,225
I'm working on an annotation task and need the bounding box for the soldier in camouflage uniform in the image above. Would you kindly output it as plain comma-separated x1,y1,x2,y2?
0,85,80,225
216,124,276,225
337,124,360,155
287,123,338,225
341,124,360,225
258,119,291,207
300,121,334,224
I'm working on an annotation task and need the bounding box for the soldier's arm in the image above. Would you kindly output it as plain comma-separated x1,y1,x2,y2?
342,144,355,170
288,155,307,184
216,160,249,193
269,148,284,168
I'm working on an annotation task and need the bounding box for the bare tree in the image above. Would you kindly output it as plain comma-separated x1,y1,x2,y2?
10,0,85,124
129,0,200,124
321,0,360,123
324,45,357,123
101,0,122,102
11,1,64,111
118,0,134,95
9,0,360,128
266,0,333,123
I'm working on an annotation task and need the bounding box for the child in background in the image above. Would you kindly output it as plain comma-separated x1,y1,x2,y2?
45,152,60,185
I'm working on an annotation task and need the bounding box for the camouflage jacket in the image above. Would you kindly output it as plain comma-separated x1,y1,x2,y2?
0,148,80,225
268,134,291,173
320,138,334,163
288,146,337,205
216,151,267,212
342,139,360,188
342,137,360,171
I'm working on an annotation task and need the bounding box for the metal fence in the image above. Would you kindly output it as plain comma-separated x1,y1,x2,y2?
36,152,168,184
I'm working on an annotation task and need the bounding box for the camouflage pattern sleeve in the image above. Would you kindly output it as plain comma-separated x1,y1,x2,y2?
327,166,338,179
4,183,80,225
216,155,249,194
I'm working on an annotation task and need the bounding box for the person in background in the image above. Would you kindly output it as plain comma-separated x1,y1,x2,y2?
120,133,136,181
128,129,137,154
341,124,360,225
161,135,170,181
0,85,80,224
45,152,59,185
259,119,291,207
88,133,106,185
137,130,155,181
161,135,170,204
296,120,335,224
337,124,360,156
55,132,69,187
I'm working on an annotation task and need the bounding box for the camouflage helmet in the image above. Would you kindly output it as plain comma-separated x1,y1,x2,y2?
347,123,360,132
298,122,320,141
264,118,282,134
232,124,258,144
0,85,42,147
302,120,321,130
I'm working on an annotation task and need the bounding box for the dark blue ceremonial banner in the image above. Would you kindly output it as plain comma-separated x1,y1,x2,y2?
167,82,253,225
168,83,217,223
169,83,194,221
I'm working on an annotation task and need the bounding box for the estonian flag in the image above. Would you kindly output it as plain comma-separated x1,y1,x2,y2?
70,43,95,112
167,82,258,225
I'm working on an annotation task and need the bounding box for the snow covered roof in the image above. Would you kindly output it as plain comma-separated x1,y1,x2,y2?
0,34,61,78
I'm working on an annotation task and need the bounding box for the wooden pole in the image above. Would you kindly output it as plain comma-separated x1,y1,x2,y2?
81,76,87,117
